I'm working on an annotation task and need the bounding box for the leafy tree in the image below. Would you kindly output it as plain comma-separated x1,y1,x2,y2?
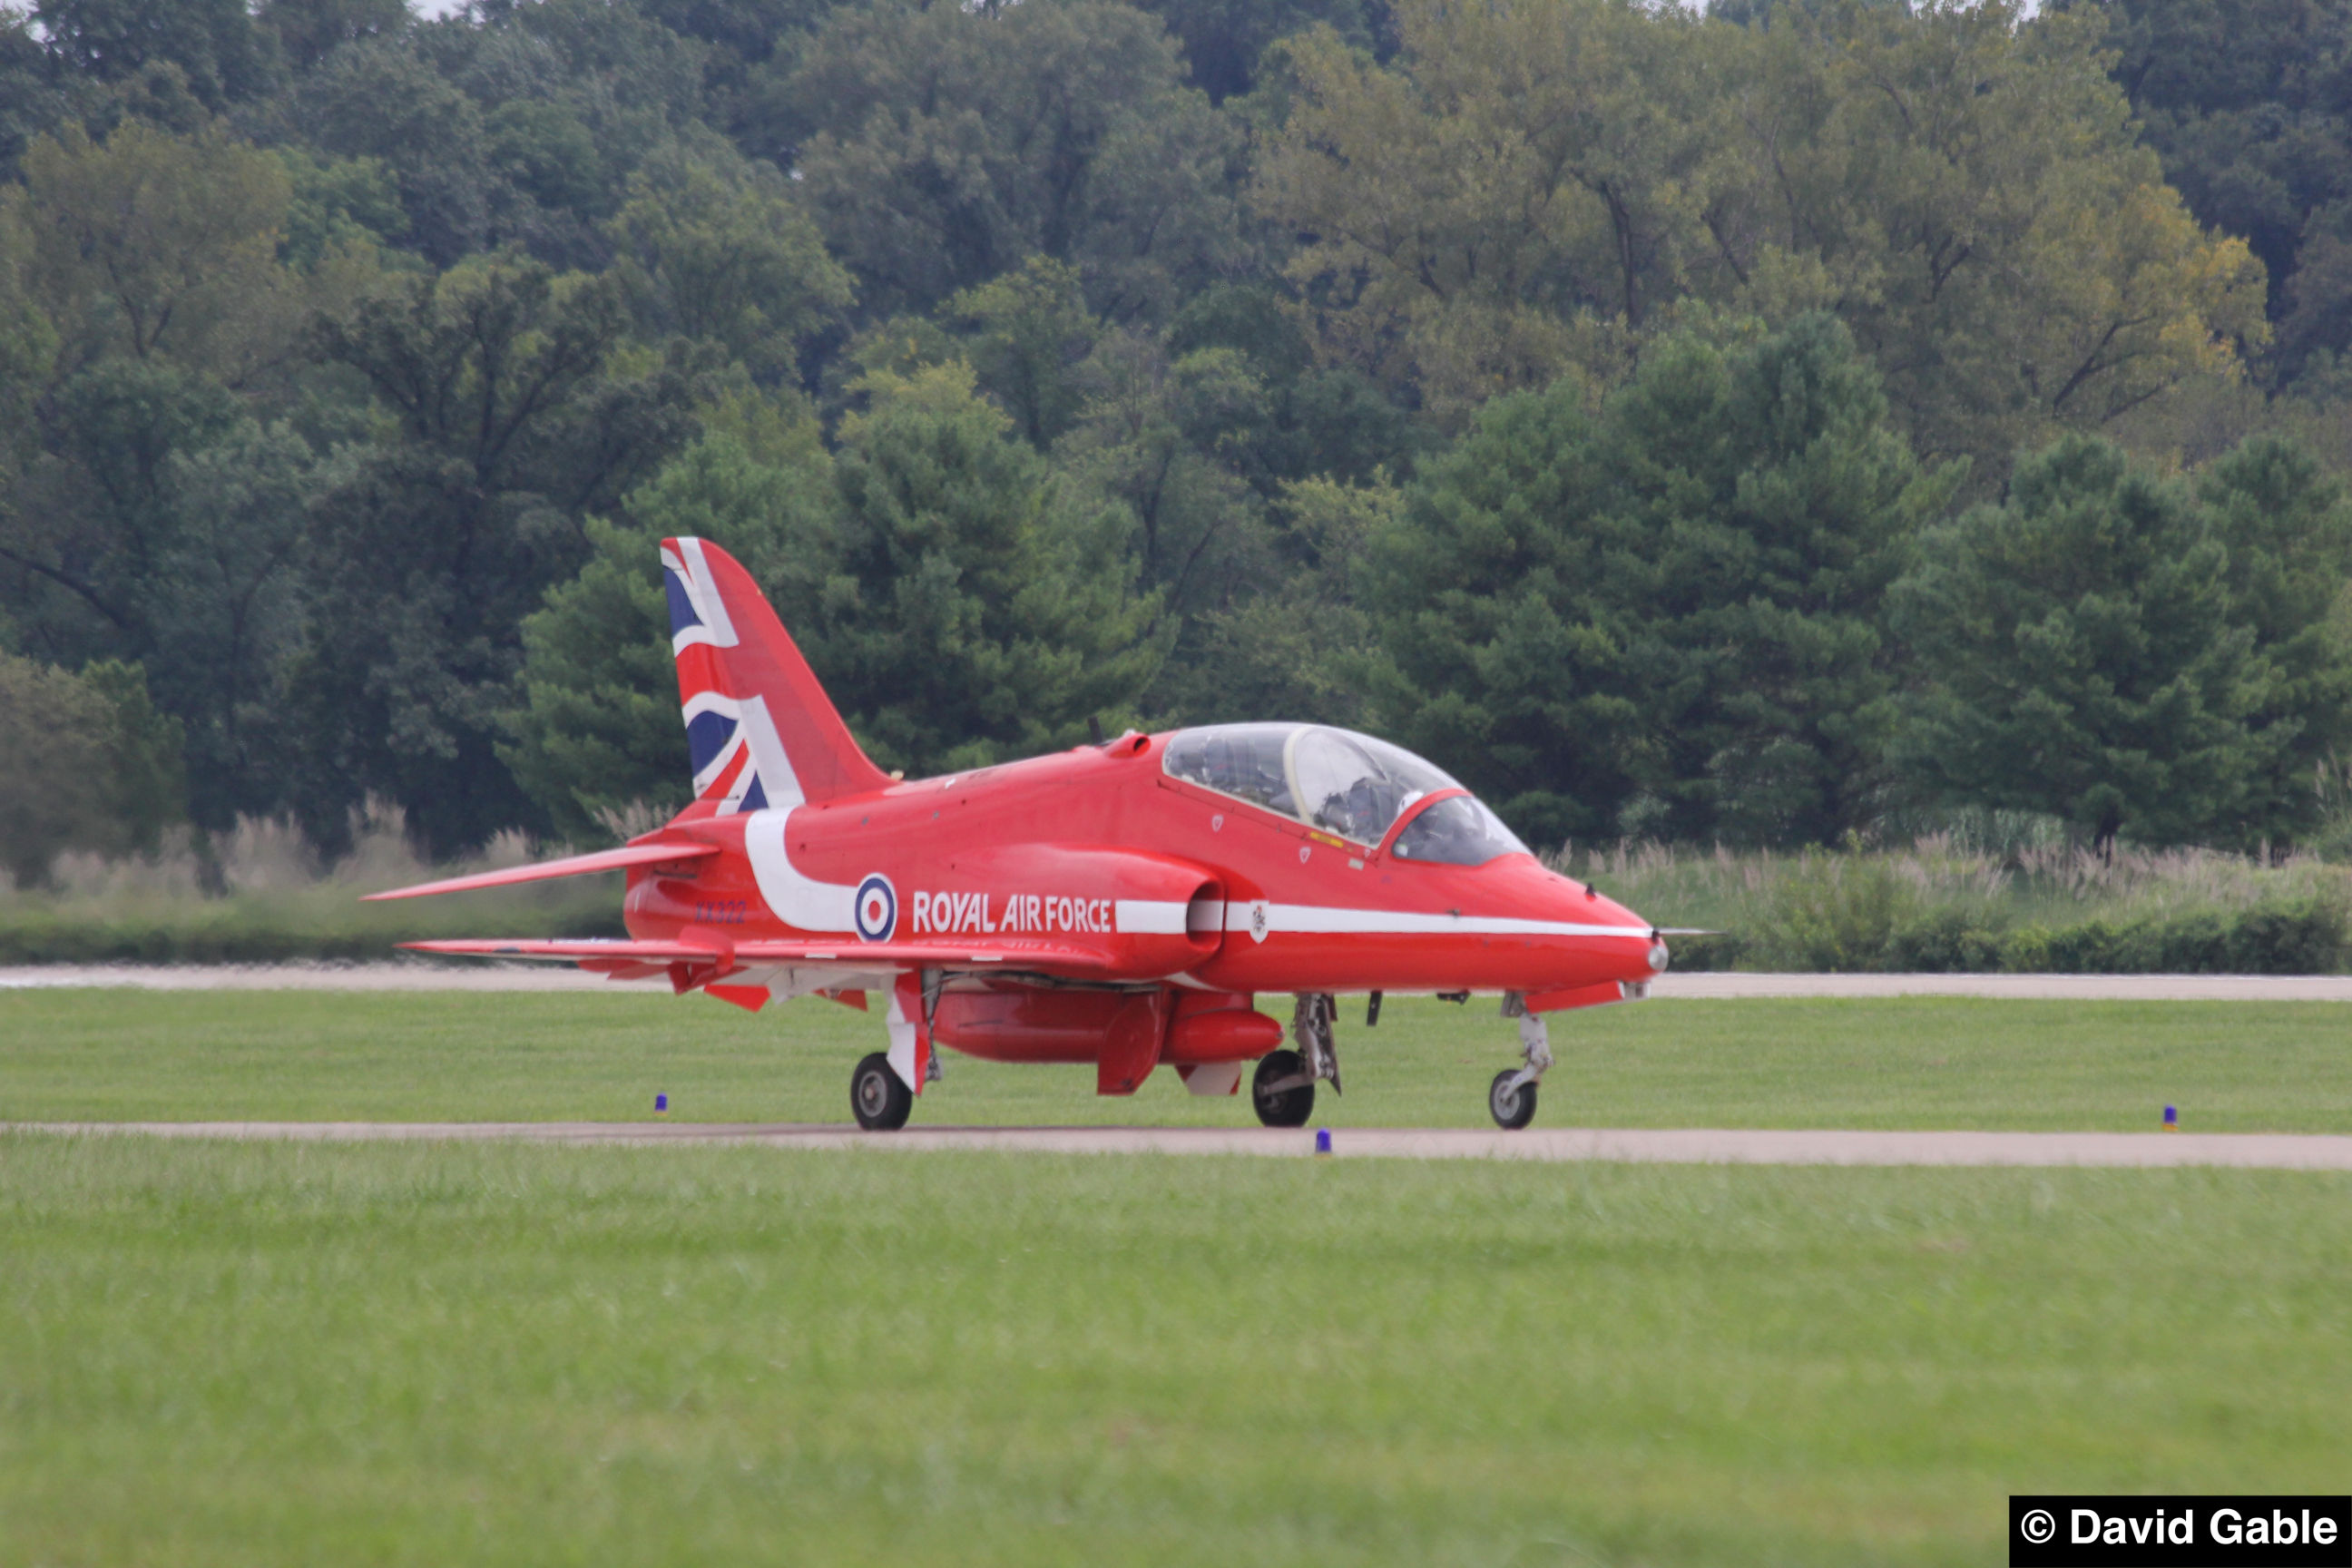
1256,0,1723,422
32,0,280,109
789,0,1250,322
646,0,852,162
275,146,408,269
1734,2,2271,471
2191,436,2352,838
0,121,382,828
0,194,58,480
948,258,1100,449
1058,328,1270,619
504,430,836,841
605,142,852,378
1260,0,2271,468
0,9,103,183
289,34,494,266
812,361,1168,772
1122,0,1387,103
1886,436,2288,854
259,0,414,76
1367,313,1955,848
0,651,184,884
0,358,235,656
509,368,1168,829
147,420,318,826
1157,474,1387,727
292,255,707,855
1164,281,1426,485
9,122,302,383
2090,0,2352,389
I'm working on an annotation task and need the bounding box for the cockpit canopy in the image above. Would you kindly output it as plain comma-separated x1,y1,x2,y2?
1161,723,1532,867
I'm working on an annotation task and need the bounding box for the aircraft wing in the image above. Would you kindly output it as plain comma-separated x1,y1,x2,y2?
400,936,1115,975
364,841,720,900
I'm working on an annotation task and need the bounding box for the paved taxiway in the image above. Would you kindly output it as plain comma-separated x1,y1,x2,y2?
15,1122,2352,1169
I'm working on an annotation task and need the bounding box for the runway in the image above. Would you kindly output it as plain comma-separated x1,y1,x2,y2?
8,964,2352,1000
15,1122,2352,1169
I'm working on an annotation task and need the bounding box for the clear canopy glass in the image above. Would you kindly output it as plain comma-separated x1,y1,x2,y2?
1388,794,1530,866
1161,723,1531,865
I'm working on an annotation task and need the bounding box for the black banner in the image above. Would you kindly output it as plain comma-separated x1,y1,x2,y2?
2011,1496,2350,1566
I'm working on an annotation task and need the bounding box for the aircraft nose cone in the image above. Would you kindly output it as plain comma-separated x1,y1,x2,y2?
1555,877,1662,971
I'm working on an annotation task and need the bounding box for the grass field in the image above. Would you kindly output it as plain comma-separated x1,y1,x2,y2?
5,988,2351,1132
1,1135,2346,1566
5,989,2348,1564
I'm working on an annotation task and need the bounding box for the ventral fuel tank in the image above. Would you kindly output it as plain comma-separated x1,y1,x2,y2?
933,985,1281,1066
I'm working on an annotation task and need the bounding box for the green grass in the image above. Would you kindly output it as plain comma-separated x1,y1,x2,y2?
5,993,2347,1563
5,989,2351,1132
1,1136,2346,1566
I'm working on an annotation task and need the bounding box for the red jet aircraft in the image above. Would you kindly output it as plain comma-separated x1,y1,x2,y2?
373,537,1675,1130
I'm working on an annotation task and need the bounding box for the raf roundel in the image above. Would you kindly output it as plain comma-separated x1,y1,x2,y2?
854,873,897,942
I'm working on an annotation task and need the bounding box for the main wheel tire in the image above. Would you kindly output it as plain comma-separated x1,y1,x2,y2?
1252,1049,1316,1128
851,1052,913,1132
1488,1070,1539,1131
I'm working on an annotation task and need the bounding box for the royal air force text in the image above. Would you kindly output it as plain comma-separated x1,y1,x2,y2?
912,891,1116,936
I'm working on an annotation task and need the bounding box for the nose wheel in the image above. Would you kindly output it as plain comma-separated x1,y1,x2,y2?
1487,996,1554,1129
1488,1070,1538,1130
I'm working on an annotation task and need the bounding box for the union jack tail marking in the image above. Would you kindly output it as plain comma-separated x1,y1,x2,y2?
660,537,891,815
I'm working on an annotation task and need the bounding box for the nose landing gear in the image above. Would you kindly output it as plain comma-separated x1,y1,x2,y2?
1488,1069,1538,1131
1488,994,1554,1130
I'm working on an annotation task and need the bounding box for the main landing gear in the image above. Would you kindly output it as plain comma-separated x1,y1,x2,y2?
850,1052,911,1132
1251,1051,1314,1127
1251,994,1343,1128
1488,992,1554,1131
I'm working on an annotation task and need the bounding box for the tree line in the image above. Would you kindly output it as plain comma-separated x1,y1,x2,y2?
3,0,2350,881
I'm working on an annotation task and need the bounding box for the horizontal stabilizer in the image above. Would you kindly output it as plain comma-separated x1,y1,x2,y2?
1651,927,1725,936
363,842,720,901
400,936,1113,974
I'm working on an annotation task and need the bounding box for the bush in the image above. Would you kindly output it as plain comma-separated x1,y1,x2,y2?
1583,837,2352,975
1748,856,1926,972
1884,907,2007,973
1660,933,1746,972
1998,901,2347,975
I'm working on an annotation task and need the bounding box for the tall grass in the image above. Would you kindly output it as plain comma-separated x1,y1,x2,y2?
0,799,620,964
12,803,2350,971
1563,836,2352,974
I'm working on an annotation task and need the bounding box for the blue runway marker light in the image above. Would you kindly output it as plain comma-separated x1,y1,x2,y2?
655,1093,669,1115
2163,1104,2177,1131
1315,1129,1331,1155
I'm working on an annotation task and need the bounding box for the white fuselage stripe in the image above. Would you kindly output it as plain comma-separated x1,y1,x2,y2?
1226,904,1645,940
1113,899,1191,935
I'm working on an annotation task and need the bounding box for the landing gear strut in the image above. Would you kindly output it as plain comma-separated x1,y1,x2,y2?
1488,993,1553,1131
1293,992,1342,1094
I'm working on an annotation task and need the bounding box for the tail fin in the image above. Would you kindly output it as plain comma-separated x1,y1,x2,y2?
662,536,891,813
